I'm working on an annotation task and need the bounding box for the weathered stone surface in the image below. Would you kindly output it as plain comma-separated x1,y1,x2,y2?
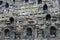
0,0,60,40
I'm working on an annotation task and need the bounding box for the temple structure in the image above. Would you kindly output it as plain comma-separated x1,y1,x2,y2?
0,0,60,40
